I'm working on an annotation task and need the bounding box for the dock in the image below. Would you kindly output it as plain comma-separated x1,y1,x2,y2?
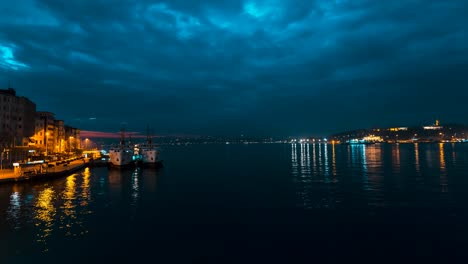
0,158,90,184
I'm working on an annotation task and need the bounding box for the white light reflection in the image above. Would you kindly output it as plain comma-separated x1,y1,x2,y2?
7,191,21,229
131,168,140,205
324,143,329,178
291,143,298,177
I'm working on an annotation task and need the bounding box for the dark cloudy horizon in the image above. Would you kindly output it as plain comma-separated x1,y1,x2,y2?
1,0,467,137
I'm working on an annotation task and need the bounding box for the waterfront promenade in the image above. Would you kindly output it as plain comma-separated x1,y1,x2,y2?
0,159,89,183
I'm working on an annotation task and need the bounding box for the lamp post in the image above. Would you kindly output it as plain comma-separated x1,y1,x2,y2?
69,136,73,157
85,138,89,150
45,132,49,158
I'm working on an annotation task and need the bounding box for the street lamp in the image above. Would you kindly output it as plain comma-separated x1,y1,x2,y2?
69,136,74,157
85,138,89,150
1,149,4,170
45,132,50,158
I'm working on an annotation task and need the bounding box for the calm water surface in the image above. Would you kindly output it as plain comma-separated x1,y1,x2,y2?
2,143,468,262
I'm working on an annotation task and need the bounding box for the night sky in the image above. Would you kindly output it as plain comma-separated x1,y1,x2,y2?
1,0,467,137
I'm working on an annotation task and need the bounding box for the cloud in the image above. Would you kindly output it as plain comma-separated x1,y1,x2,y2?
0,0,467,136
0,44,29,70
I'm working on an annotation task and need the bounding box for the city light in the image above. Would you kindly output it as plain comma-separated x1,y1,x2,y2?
424,126,442,130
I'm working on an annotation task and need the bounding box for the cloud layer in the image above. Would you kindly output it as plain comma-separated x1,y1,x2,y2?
1,0,467,136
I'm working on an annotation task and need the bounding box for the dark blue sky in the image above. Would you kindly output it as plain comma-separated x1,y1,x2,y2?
1,0,467,136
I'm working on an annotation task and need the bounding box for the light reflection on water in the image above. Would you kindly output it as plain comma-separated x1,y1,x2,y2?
1,144,468,256
332,143,337,177
35,187,56,252
0,167,158,254
81,167,91,206
439,143,448,193
415,143,420,174
292,143,468,210
132,168,140,205
7,190,21,230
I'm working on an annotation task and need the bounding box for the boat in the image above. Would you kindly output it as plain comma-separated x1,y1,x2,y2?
108,128,134,168
139,144,160,166
138,126,161,167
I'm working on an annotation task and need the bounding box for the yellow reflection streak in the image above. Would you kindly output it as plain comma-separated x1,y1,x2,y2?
415,143,420,174
365,144,381,172
392,144,401,173
452,143,456,162
439,143,448,193
61,175,77,237
439,143,446,171
34,187,56,252
81,167,91,206
364,145,384,204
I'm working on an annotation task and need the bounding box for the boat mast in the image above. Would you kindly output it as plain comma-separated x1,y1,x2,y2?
120,126,126,149
146,124,152,145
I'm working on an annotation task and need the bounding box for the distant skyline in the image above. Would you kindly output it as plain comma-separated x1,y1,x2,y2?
1,1,467,136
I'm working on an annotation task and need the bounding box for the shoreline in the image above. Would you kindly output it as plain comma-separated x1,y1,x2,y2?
0,159,90,184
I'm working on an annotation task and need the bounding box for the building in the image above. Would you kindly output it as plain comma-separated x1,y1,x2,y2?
30,111,57,156
0,85,83,165
0,87,36,164
65,125,80,154
54,120,65,153
31,114,81,157
0,88,36,148
31,115,44,150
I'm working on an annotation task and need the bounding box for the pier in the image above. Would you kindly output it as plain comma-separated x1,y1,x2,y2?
0,158,90,184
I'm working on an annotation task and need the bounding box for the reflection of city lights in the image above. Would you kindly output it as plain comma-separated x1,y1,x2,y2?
392,144,400,172
439,143,448,193
324,143,329,176
439,143,446,171
36,188,56,223
35,187,56,252
332,143,336,177
82,167,91,203
415,143,420,173
8,192,21,226
10,192,20,207
132,168,139,204
63,175,76,219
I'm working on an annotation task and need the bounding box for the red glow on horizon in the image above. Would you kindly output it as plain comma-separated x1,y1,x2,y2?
81,130,148,139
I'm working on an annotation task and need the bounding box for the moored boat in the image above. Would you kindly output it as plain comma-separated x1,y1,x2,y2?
138,127,161,167
108,128,135,168
139,144,160,165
